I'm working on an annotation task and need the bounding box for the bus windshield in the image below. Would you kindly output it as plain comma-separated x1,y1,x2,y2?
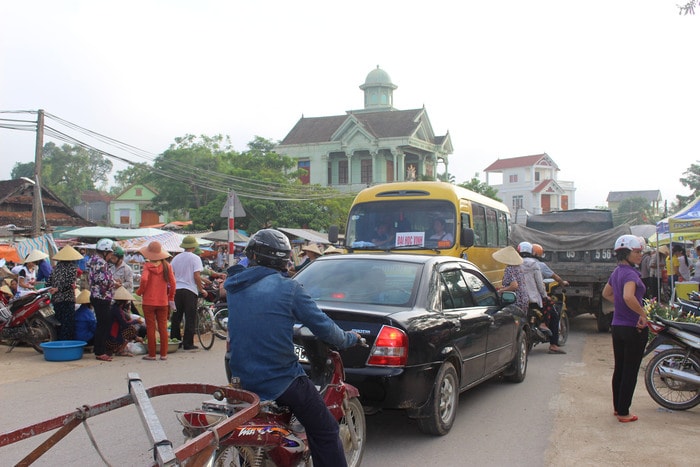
346,200,457,250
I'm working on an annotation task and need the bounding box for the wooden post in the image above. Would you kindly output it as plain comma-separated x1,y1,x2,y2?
32,109,44,237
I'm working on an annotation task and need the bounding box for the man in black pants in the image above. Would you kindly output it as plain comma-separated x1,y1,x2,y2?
170,235,206,350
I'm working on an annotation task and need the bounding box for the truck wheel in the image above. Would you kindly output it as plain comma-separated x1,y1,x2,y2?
596,311,611,332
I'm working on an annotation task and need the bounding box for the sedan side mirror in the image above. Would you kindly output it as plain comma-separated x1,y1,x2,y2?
500,291,517,305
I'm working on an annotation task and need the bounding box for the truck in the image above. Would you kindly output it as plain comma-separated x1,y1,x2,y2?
509,209,631,332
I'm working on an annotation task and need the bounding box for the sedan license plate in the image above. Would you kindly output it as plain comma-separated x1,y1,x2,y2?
294,344,309,363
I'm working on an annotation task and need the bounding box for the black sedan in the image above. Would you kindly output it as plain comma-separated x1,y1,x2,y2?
292,253,528,435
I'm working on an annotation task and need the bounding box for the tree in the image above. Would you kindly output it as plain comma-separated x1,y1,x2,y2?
613,197,659,226
678,161,700,208
10,161,34,180
111,163,151,195
458,176,502,202
11,143,112,207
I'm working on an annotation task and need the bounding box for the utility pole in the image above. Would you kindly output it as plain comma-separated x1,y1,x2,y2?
32,109,44,237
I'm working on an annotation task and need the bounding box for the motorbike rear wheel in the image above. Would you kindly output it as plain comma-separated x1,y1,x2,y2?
341,396,366,467
644,348,700,410
558,310,569,346
27,315,57,353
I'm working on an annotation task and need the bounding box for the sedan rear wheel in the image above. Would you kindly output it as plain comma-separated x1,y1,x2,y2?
418,361,458,436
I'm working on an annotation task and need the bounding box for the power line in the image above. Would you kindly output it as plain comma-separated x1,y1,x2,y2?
2,110,359,201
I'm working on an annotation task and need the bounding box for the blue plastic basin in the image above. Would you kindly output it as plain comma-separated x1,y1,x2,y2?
40,340,87,362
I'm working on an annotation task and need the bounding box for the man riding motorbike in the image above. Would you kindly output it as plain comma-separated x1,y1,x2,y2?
224,228,361,467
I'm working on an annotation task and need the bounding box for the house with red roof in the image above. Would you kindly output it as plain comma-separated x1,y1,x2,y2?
484,153,576,216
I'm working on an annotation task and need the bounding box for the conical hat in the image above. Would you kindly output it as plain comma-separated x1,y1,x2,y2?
23,249,49,264
1,284,12,296
113,286,134,301
301,244,323,256
492,246,523,266
76,289,91,304
53,245,84,261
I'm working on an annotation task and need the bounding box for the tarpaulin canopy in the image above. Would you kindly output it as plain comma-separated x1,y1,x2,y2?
0,244,21,263
650,196,700,245
117,231,212,253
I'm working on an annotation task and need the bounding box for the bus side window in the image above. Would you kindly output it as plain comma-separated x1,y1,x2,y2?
472,204,487,247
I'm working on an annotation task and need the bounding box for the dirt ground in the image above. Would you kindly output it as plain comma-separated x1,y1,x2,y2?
546,321,700,466
2,320,699,466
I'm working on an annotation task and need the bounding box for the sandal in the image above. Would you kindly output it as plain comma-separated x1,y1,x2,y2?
159,356,168,361
95,354,112,362
117,351,134,357
142,355,157,361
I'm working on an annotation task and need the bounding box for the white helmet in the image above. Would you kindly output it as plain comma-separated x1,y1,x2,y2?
517,241,533,254
614,235,643,251
96,238,114,252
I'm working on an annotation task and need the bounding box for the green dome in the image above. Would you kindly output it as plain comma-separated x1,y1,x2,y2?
364,66,393,86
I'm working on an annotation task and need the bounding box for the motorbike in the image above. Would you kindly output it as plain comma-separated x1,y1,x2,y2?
644,315,700,410
676,290,700,317
177,325,367,467
0,287,58,353
526,281,569,351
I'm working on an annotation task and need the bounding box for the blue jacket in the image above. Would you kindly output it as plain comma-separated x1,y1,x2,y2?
224,265,357,400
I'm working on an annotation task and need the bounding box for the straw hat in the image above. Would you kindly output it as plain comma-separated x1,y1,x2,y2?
323,245,344,255
76,289,91,304
658,245,670,256
300,244,323,257
23,249,49,264
180,235,199,250
113,286,134,301
1,284,12,296
492,246,524,266
4,277,14,287
139,241,170,261
53,245,84,262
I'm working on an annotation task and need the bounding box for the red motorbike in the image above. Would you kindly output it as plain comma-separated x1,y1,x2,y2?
177,325,367,467
0,287,58,353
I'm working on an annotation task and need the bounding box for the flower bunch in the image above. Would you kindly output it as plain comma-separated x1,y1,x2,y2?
643,297,700,323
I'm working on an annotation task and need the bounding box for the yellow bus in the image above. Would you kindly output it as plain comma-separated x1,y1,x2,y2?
337,181,511,285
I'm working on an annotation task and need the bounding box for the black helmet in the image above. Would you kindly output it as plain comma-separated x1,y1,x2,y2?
245,229,291,270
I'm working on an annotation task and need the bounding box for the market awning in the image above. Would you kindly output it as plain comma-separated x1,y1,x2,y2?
0,244,21,263
277,228,329,245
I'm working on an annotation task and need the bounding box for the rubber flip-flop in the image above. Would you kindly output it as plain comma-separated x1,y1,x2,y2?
548,348,567,354
142,356,157,361
617,415,638,423
159,356,168,361
95,355,112,362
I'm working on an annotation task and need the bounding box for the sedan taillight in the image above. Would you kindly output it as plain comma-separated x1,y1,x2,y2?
367,325,408,367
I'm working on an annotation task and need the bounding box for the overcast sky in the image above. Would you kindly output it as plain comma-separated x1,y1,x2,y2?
1,0,698,209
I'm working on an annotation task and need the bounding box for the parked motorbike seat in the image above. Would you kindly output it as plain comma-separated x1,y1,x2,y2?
659,316,700,335
9,293,39,311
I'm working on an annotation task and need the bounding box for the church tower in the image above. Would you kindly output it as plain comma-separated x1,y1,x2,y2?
359,65,397,110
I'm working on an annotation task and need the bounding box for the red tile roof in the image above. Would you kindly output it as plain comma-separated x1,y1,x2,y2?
484,153,552,172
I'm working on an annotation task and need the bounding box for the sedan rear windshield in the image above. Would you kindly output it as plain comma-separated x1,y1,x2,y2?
294,259,422,307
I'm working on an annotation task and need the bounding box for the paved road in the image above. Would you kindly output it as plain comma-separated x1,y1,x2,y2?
0,317,592,466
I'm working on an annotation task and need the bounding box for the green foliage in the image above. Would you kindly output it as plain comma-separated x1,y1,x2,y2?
11,142,113,207
11,161,34,180
458,177,502,202
111,163,151,195
678,162,700,208
613,197,659,226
